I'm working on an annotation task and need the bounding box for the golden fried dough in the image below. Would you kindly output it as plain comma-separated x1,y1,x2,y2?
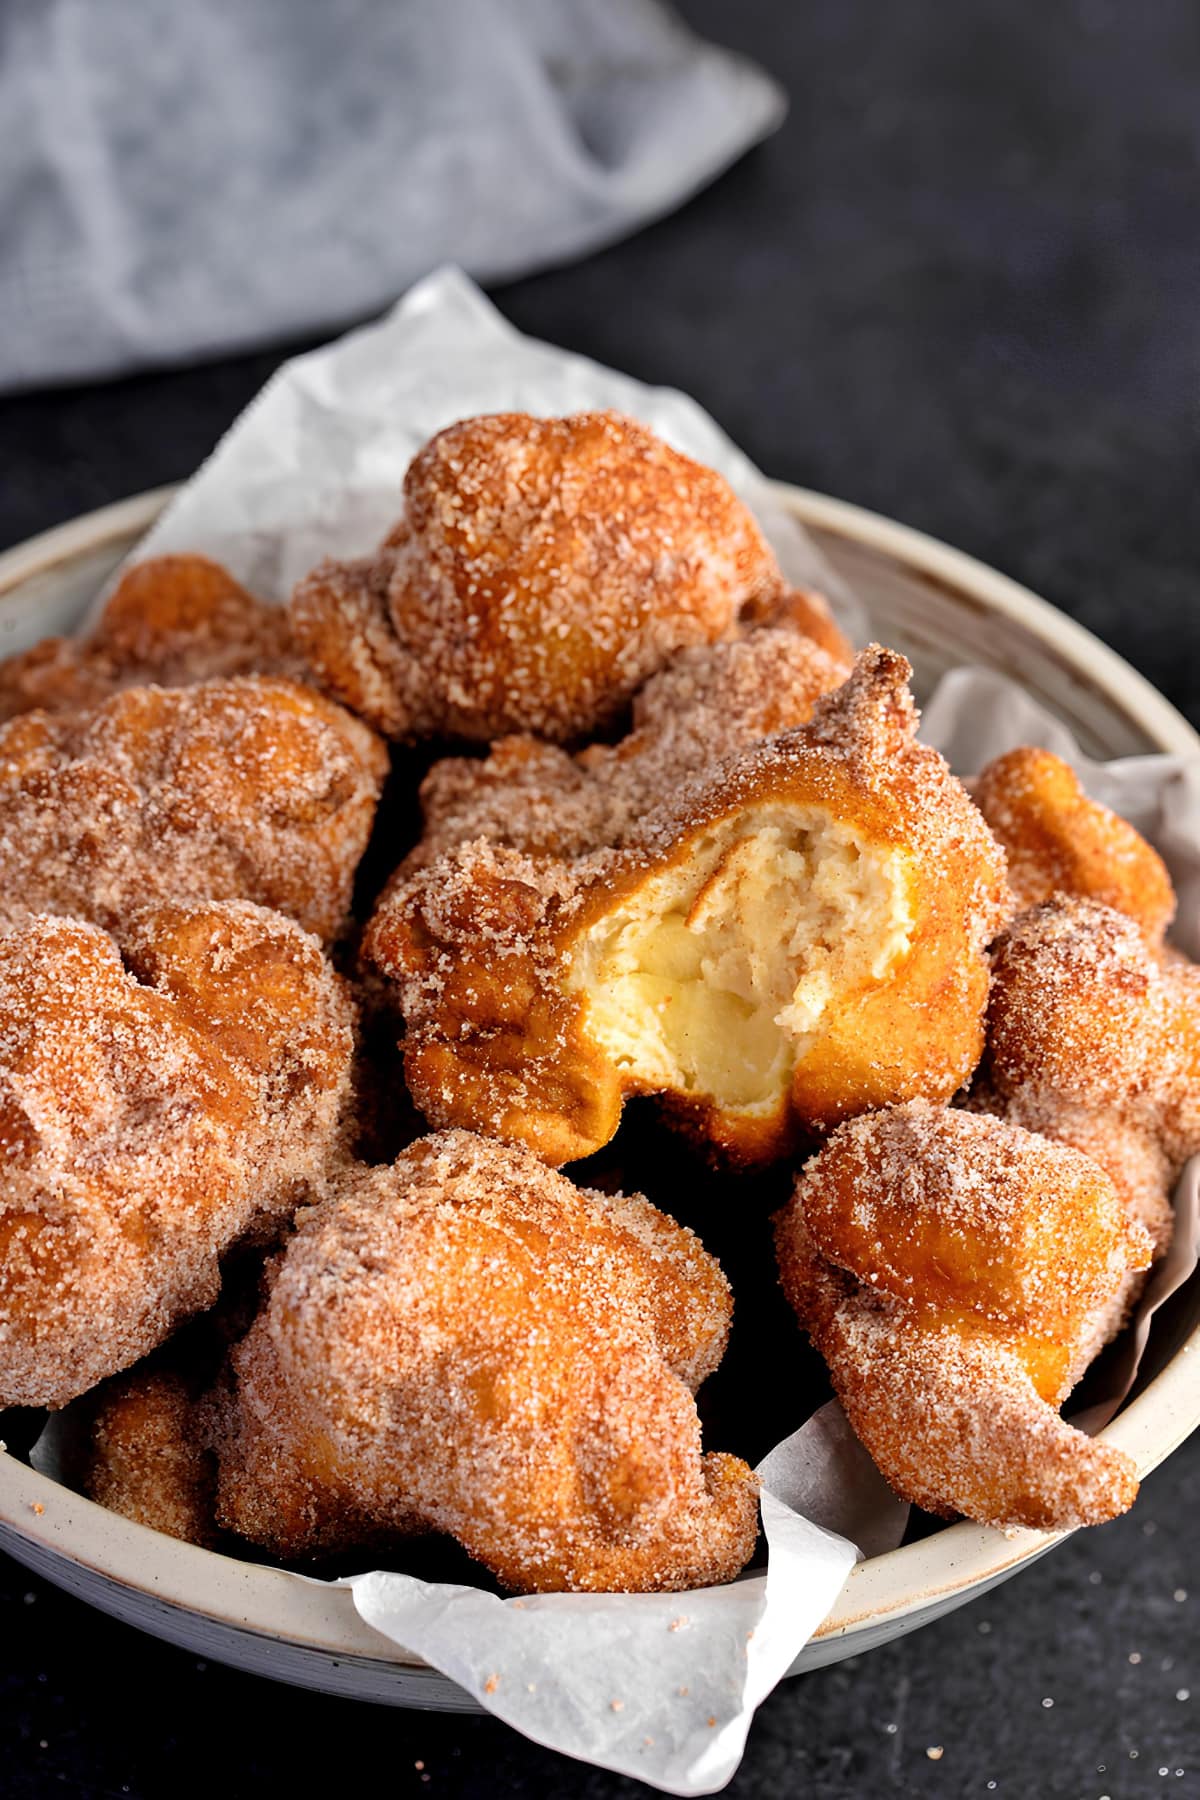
745,584,854,665
775,1102,1152,1530
974,895,1200,1281
974,746,1175,945
214,1130,759,1591
78,1248,268,1547
0,903,354,1409
0,556,307,722
365,648,1011,1165
0,676,388,944
290,410,835,743
406,623,850,869
985,898,1198,1145
81,1366,217,1547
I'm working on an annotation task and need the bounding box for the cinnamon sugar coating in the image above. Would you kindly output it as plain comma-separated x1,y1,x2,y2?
213,1130,759,1592
0,903,355,1410
0,675,388,944
365,648,1011,1166
405,624,850,870
76,1254,266,1548
974,746,1175,945
973,895,1200,1303
81,1366,218,1547
289,410,837,744
746,584,853,665
775,1102,1151,1531
0,556,308,722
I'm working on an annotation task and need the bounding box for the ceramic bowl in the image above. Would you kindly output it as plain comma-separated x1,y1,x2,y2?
0,484,1197,1707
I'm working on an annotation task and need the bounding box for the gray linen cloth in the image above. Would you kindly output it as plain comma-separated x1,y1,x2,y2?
0,0,784,392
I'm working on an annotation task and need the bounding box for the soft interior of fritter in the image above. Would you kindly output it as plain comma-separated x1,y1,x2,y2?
569,807,912,1114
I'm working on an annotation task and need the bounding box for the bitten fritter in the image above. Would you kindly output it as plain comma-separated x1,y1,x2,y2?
0,676,388,944
403,623,850,871
289,410,846,743
213,1130,759,1593
973,895,1200,1281
364,648,1012,1166
775,1103,1152,1531
0,903,355,1410
0,555,308,722
974,746,1176,946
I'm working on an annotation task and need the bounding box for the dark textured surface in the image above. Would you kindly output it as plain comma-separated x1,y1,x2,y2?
2,2,1199,1795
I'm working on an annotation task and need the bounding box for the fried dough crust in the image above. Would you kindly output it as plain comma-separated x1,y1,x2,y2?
365,648,1011,1166
290,410,843,743
213,1130,759,1591
0,556,307,722
405,624,850,870
0,903,355,1409
775,1102,1151,1530
974,747,1175,945
81,1366,218,1547
972,896,1200,1311
0,676,387,944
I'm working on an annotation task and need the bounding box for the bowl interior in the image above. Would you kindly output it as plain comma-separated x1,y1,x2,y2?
0,485,1197,1701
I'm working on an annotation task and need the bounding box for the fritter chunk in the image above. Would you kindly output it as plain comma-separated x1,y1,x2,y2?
290,410,845,743
405,624,850,870
974,746,1175,945
0,555,306,721
214,1130,758,1592
0,903,354,1409
366,649,1011,1165
0,676,387,944
775,1103,1151,1531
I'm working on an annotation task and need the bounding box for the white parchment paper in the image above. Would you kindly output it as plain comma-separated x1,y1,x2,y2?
102,263,866,645
54,269,1199,1793
342,1426,859,1796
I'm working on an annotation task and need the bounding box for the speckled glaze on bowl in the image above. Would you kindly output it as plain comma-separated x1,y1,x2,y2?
0,484,1197,1708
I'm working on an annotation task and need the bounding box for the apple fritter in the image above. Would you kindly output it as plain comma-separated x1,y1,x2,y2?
0,675,387,944
775,1102,1151,1531
213,1130,759,1592
365,648,1011,1166
0,902,354,1410
290,409,848,743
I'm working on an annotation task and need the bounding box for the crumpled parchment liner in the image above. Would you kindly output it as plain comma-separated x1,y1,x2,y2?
95,263,867,647
31,271,1197,1794
340,1426,858,1797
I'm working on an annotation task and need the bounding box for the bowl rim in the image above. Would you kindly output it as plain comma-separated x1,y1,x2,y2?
1,481,1198,1667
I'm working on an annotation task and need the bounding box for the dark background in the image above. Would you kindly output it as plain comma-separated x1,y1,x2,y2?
2,2,1198,1795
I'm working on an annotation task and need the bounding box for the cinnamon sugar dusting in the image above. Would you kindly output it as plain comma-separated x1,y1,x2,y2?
988,899,1176,1111
0,675,387,944
983,897,1200,1174
0,902,354,1409
970,894,1200,1345
366,647,1011,1166
81,1366,218,1546
0,556,308,723
776,1102,1150,1530
213,1129,759,1592
290,411,799,744
407,625,849,869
